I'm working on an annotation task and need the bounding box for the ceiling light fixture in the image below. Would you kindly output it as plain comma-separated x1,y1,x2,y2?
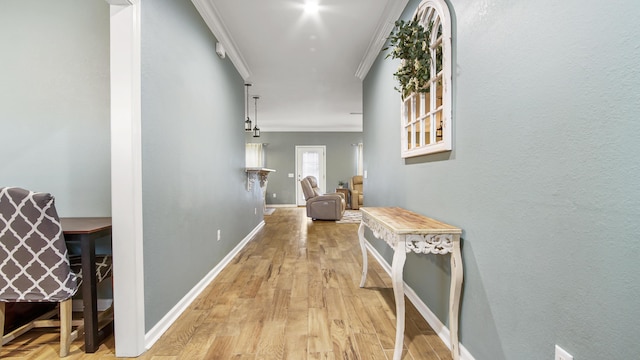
303,1,319,14
244,83,252,132
252,95,261,138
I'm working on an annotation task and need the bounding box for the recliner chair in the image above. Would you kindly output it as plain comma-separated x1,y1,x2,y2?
300,176,346,220
349,175,364,210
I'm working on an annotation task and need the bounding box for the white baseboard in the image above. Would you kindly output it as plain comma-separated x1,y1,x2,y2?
266,204,298,208
363,241,476,360
143,220,265,349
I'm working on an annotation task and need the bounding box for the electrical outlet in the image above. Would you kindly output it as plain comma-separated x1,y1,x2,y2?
555,345,573,360
254,207,257,215
217,229,221,241
273,193,276,198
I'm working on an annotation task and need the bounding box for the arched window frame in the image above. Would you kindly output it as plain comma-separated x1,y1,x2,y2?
400,0,452,158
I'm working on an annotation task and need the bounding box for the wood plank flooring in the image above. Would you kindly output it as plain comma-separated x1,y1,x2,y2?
1,207,452,360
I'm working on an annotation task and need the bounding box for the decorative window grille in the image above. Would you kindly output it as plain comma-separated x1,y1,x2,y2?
400,0,452,158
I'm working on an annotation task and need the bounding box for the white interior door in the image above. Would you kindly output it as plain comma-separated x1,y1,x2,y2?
295,145,326,206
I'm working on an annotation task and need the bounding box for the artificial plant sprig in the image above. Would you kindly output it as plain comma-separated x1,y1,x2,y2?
384,17,434,99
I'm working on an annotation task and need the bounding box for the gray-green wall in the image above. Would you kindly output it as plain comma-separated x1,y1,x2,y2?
141,0,263,331
0,0,111,216
363,0,640,359
247,132,363,205
1,0,264,335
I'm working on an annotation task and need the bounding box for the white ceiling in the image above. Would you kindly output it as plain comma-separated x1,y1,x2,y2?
193,0,409,132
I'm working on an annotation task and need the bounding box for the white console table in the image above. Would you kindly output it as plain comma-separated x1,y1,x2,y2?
357,207,463,360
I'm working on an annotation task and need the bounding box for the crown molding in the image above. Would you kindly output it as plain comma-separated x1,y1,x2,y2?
355,0,410,80
105,0,138,5
191,0,251,80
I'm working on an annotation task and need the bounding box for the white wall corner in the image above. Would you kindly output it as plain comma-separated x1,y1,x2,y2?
355,0,411,80
190,0,251,80
109,1,146,357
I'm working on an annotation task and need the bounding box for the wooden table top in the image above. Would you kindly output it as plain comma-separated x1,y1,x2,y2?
60,217,112,234
360,207,461,235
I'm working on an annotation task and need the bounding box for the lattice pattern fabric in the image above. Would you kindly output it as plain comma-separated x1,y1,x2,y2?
69,254,113,286
0,187,79,302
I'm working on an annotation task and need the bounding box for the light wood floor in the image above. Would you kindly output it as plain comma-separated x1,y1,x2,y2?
2,207,451,360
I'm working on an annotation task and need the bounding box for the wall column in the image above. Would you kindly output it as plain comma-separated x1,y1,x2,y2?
107,0,146,356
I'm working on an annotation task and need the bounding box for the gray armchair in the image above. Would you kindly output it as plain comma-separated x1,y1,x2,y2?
300,176,346,220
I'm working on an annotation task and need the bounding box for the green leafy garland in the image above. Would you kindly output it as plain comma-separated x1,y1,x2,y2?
385,18,434,99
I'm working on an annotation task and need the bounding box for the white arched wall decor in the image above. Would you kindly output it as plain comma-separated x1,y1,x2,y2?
399,0,453,158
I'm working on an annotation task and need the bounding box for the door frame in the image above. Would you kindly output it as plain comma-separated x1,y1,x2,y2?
295,145,326,206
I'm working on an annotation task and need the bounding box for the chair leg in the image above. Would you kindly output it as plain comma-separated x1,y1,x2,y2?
0,302,5,354
59,299,72,357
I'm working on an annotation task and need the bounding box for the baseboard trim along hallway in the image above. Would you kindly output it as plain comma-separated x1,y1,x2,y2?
144,220,266,349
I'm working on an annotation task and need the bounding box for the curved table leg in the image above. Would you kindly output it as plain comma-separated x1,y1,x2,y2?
358,220,368,287
392,238,407,360
449,235,463,360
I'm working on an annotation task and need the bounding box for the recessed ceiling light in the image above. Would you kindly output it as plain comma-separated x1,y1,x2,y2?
304,1,320,14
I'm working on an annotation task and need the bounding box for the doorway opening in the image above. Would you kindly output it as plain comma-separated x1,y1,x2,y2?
295,145,326,206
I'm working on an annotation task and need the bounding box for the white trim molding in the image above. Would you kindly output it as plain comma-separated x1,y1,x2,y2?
355,0,410,80
363,240,476,360
191,0,251,80
144,221,266,349
105,0,138,5
108,1,146,356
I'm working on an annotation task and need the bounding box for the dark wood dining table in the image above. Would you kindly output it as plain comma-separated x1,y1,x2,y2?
60,217,113,353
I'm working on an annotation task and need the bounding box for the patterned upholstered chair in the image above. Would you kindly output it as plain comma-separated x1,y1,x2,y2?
0,187,112,357
300,176,346,220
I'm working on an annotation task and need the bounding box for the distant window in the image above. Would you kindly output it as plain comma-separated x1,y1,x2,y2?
245,143,264,167
355,143,363,176
400,0,452,158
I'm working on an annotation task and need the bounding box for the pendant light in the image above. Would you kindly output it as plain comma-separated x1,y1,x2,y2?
244,83,252,132
252,95,260,137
